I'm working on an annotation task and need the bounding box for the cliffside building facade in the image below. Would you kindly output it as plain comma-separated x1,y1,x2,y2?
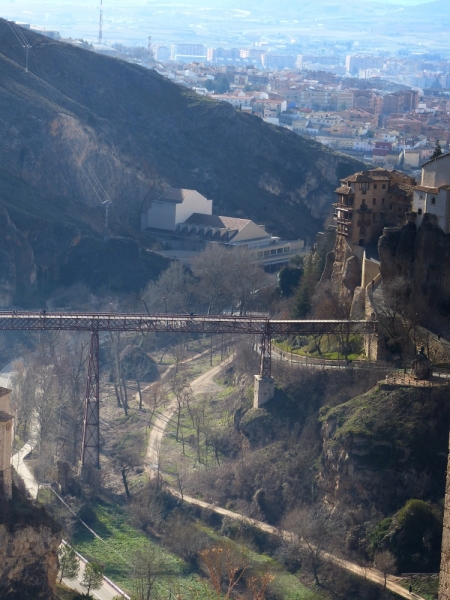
412,153,450,233
334,168,416,248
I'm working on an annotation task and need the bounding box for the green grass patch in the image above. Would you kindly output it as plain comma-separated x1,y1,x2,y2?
71,498,206,597
398,576,439,600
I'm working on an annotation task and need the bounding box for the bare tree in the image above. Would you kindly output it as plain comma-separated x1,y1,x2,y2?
283,506,335,586
170,373,192,442
192,245,233,314
114,431,145,498
200,541,250,600
174,460,189,501
131,547,165,600
374,550,396,589
109,331,128,415
144,261,195,314
146,382,168,431
229,247,268,315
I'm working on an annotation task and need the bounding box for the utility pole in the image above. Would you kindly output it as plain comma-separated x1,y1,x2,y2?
98,0,103,43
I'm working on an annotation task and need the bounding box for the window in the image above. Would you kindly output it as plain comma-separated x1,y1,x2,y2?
382,198,385,205
398,206,402,212
418,208,422,215
431,197,436,205
374,184,377,190
271,249,276,255
382,184,386,189
284,247,290,253
277,248,283,254
264,250,270,256
257,251,263,258
373,198,376,205
389,204,393,210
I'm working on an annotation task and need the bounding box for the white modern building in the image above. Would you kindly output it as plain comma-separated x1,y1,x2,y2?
142,188,212,232
142,188,305,269
412,153,450,233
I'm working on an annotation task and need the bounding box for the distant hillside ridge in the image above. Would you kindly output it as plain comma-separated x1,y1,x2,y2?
0,18,364,242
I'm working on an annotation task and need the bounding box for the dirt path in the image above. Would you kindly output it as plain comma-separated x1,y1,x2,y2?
145,358,230,473
144,357,424,600
170,490,422,600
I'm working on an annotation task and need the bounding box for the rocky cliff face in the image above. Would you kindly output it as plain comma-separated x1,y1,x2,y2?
318,383,450,513
0,523,60,599
0,486,61,600
379,215,450,330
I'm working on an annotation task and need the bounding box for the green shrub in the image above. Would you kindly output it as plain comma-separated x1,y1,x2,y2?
375,500,442,573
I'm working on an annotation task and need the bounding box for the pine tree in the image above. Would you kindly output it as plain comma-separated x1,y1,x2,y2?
58,544,80,583
293,281,312,318
81,561,104,594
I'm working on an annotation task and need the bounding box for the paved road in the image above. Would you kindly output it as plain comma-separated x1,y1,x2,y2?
10,445,130,600
145,361,424,600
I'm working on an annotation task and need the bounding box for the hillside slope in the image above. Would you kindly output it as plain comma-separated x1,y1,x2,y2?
0,18,363,242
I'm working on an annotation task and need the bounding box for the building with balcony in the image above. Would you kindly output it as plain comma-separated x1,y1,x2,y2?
334,168,416,247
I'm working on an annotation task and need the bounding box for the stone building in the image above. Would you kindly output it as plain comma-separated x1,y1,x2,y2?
412,153,450,233
0,386,13,499
334,167,416,248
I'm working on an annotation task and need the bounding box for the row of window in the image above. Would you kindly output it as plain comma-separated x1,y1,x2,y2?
358,182,388,192
255,247,290,258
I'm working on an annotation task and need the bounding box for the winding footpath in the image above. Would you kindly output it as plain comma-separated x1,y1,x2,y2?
144,359,425,600
145,358,230,473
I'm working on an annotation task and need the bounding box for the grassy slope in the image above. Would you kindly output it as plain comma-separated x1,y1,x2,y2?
71,498,316,599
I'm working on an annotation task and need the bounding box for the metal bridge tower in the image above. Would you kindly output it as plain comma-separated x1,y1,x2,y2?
81,331,100,470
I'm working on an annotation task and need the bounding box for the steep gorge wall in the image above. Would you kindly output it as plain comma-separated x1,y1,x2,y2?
379,215,450,331
0,487,61,600
319,384,450,514
0,523,60,599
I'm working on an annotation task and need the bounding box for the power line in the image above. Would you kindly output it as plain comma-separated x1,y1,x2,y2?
6,21,31,72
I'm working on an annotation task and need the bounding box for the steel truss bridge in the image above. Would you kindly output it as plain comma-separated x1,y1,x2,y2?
0,312,377,469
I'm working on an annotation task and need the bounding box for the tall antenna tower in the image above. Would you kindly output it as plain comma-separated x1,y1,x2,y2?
98,0,103,43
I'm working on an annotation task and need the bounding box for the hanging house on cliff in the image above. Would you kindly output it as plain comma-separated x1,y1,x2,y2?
333,167,416,248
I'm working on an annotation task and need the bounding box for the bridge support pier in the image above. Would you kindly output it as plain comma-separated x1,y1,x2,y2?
81,331,100,472
254,327,275,408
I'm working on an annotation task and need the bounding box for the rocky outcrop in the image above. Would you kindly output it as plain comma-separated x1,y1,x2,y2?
318,384,450,513
327,235,362,300
0,486,61,599
379,215,450,330
0,524,60,599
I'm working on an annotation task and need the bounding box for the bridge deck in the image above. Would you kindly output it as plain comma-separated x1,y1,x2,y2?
0,312,377,335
